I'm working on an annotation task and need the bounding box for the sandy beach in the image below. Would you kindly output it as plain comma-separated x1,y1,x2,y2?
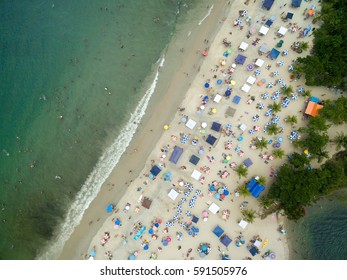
58,0,342,260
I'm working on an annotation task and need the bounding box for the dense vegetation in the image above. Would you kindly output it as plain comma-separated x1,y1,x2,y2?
296,0,347,89
265,97,347,221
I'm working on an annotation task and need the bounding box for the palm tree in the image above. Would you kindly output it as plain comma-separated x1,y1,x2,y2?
254,137,268,151
267,123,280,135
256,176,266,186
301,89,312,98
241,209,257,223
259,195,274,209
291,63,305,79
268,102,281,113
332,132,347,151
237,184,251,198
234,165,248,179
273,148,285,159
298,41,309,52
281,85,294,97
285,115,298,126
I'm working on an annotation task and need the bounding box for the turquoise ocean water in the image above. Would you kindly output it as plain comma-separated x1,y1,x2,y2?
0,0,214,259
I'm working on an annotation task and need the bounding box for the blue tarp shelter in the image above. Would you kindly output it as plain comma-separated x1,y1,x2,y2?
211,122,221,132
150,165,161,176
169,146,183,164
213,226,224,237
286,12,294,19
263,0,274,10
235,54,247,65
246,178,265,198
220,234,232,247
291,0,302,7
206,135,217,146
310,96,319,103
189,155,200,165
249,246,258,256
233,95,241,104
192,216,199,223
265,19,273,27
243,158,253,167
269,48,280,59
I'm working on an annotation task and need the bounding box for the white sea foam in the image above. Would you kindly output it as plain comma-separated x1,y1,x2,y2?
198,4,213,26
38,55,166,260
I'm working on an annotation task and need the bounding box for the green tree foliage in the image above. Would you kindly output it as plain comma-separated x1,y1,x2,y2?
268,102,281,113
319,96,347,124
333,132,347,151
273,148,285,159
299,116,330,133
254,137,268,151
237,184,251,197
297,0,347,89
289,152,311,169
301,89,312,98
256,176,266,186
241,209,257,223
281,85,294,97
296,130,329,159
235,165,248,179
285,115,298,126
267,123,280,135
268,153,347,221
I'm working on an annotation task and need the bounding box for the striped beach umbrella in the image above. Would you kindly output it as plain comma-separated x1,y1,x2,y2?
275,90,281,95
259,103,264,109
177,204,182,209
249,129,255,134
277,61,284,66
292,94,298,100
173,215,179,221
241,10,248,17
271,95,278,101
188,185,194,191
297,87,304,93
226,124,232,130
184,191,190,197
281,83,287,88
180,198,186,203
278,78,284,83
237,18,242,25
184,182,189,187
288,65,294,71
267,82,274,88
262,93,269,99
185,211,191,216
283,50,289,55
195,190,201,195
254,69,261,75
273,71,279,76
177,209,182,215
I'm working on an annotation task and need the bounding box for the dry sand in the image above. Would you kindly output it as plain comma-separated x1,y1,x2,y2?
60,0,343,260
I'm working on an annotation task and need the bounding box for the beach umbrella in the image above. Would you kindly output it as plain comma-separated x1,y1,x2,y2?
273,71,279,76
241,10,248,17
227,49,232,54
128,254,136,260
204,82,210,88
236,18,242,25
278,78,284,83
281,83,287,88
249,27,256,34
275,90,281,95
247,64,254,71
267,82,274,88
173,215,179,221
225,89,231,97
288,65,294,71
262,93,269,99
259,103,264,109
297,87,304,93
273,142,280,148
271,95,278,101
90,249,96,257
254,69,261,75
202,50,208,56
106,204,113,213
277,61,284,66
277,136,283,143
249,129,255,134
283,49,289,55
163,124,169,130
217,79,223,85
143,245,149,250
211,108,217,114
230,80,236,86
292,94,298,100
237,136,243,141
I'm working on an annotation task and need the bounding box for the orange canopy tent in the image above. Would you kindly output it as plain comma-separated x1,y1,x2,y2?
305,101,323,117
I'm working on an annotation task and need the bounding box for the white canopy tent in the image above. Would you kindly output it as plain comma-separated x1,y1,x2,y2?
246,76,256,85
239,123,247,131
254,240,262,248
278,26,288,36
241,83,251,93
213,94,222,103
238,219,249,229
255,58,264,67
186,118,197,130
191,169,201,181
239,42,249,51
168,189,179,201
208,202,220,214
259,25,269,35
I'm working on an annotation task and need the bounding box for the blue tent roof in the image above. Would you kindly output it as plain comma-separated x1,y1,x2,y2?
192,216,199,223
211,122,221,132
265,19,273,27
263,0,274,10
246,178,265,198
213,226,224,237
269,48,280,59
233,95,241,104
150,165,161,176
291,0,302,7
206,134,217,146
189,154,200,165
243,158,253,167
249,246,258,256
235,54,247,65
169,146,183,164
310,96,319,103
286,12,294,19
220,234,232,247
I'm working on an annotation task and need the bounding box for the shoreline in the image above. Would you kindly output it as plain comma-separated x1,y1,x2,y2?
57,0,230,260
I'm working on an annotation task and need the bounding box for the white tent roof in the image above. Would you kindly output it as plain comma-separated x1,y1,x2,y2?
168,189,179,201
246,76,256,85
186,118,197,130
254,240,262,248
213,94,222,103
239,123,247,131
239,42,249,51
278,26,288,35
241,84,251,93
238,219,248,229
259,25,269,35
208,203,220,214
191,169,201,181
255,58,264,67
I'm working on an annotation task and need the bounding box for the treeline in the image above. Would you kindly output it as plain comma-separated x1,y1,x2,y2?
297,0,347,90
263,97,347,221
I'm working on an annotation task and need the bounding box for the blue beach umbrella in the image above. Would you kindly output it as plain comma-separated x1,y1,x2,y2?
106,204,113,213
225,89,231,96
204,82,210,88
217,79,223,85
254,69,261,75
288,65,294,71
273,71,279,76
